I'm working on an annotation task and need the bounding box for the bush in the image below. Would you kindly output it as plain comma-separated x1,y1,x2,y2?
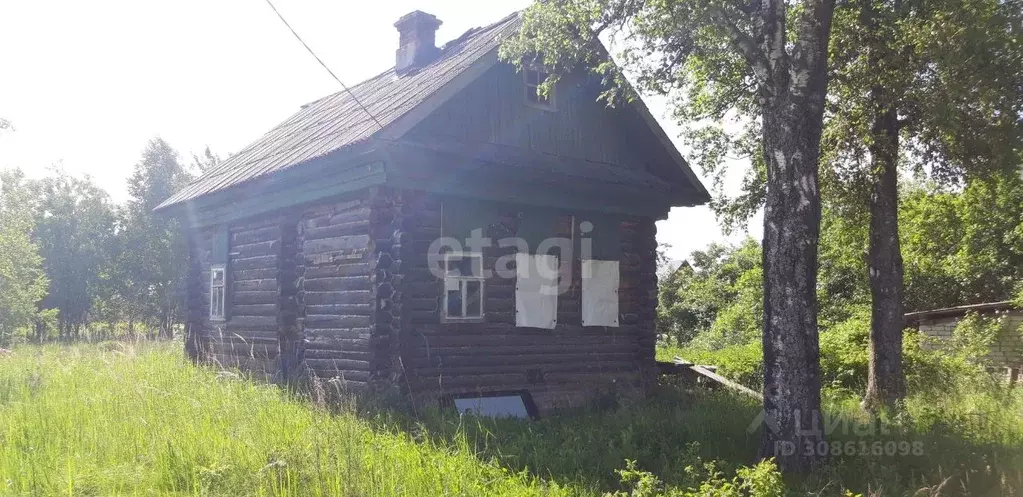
606,457,784,497
659,342,764,389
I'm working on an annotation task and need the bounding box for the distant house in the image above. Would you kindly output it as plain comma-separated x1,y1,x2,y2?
156,10,709,413
906,301,1022,382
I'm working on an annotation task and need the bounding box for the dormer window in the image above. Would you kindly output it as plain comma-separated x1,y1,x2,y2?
524,66,555,110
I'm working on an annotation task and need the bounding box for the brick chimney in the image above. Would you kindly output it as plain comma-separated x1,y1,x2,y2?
394,11,442,75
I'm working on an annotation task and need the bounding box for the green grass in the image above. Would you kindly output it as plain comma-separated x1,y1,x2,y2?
0,342,573,496
2,342,1023,496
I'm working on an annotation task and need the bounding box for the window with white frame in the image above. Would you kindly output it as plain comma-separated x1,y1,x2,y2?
524,66,555,109
442,252,484,321
210,264,226,321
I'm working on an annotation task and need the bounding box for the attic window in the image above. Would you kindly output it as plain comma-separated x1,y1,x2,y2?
442,253,484,322
524,66,555,109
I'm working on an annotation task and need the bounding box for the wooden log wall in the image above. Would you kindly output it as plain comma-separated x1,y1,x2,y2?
621,217,660,383
392,190,659,413
295,195,376,386
182,188,658,410
211,218,283,376
369,188,415,385
185,229,212,362
277,214,301,380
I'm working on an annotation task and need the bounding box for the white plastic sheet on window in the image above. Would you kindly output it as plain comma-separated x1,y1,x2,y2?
515,253,559,329
582,260,619,327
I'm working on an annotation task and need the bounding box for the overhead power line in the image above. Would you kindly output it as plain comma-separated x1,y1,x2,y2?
261,0,385,131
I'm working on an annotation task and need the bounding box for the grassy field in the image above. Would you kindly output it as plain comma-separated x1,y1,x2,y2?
1,342,1022,496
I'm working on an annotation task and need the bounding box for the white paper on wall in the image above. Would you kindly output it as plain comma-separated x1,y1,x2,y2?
582,259,620,327
515,253,559,329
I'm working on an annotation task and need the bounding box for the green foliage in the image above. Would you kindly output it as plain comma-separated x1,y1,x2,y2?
113,138,195,336
947,312,1004,363
657,239,762,347
660,343,764,390
899,171,1023,311
0,138,203,342
28,169,117,339
0,169,48,345
605,458,783,497
3,342,1023,495
0,342,573,496
818,307,870,391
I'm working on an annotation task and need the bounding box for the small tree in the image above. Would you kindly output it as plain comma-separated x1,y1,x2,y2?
0,169,48,345
30,170,116,339
115,138,195,338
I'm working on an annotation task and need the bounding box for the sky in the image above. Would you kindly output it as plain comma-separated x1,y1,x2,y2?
0,0,761,262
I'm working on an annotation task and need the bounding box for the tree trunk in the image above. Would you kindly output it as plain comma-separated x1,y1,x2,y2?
759,91,826,471
863,99,906,411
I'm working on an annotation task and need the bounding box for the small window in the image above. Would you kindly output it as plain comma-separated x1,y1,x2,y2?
442,253,484,321
524,66,555,109
210,264,226,321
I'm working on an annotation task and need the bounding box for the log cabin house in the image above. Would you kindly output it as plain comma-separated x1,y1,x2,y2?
156,10,709,414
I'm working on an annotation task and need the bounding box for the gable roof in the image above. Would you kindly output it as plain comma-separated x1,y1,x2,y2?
157,13,521,210
157,11,709,211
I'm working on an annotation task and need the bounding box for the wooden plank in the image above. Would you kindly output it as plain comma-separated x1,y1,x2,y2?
303,327,374,341
233,279,277,292
303,219,370,240
303,234,373,256
407,352,636,368
231,304,278,316
305,304,373,316
232,255,276,272
232,291,278,305
232,225,281,245
232,240,278,258
304,314,373,329
303,263,373,278
303,277,371,292
302,290,373,306
225,315,278,329
674,356,763,400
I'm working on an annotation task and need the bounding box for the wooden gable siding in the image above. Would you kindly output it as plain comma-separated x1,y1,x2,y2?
406,63,669,173
382,189,659,413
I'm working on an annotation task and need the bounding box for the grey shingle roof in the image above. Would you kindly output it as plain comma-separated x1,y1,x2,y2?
157,12,521,210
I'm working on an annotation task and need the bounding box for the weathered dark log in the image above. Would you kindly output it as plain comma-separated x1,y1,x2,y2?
233,240,278,258
232,291,278,305
232,255,276,272
232,304,278,316
304,303,373,316
302,290,373,306
302,277,372,292
304,314,373,329
233,279,277,293
303,234,373,256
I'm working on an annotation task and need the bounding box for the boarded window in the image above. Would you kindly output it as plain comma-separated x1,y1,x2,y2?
442,252,484,321
581,260,619,327
515,253,559,329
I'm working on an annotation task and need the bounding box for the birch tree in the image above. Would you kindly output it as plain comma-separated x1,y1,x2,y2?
501,0,837,471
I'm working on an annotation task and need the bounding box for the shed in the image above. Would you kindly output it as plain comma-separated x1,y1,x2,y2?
156,10,709,413
906,301,1022,382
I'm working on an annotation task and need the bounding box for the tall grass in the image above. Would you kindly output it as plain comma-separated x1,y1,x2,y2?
2,342,1022,496
0,342,570,496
